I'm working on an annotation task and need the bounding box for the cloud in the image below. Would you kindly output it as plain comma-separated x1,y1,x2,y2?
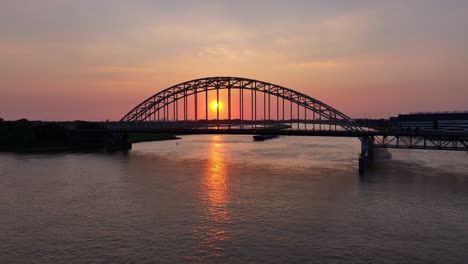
1,0,468,120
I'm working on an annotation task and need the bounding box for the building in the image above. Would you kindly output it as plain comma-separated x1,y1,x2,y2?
392,112,468,132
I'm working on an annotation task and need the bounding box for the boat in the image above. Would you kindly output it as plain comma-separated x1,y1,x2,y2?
253,134,278,141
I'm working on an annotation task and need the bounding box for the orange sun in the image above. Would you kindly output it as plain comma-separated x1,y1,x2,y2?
210,101,223,112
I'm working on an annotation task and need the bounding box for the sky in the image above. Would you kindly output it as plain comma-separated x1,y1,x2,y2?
1,0,467,120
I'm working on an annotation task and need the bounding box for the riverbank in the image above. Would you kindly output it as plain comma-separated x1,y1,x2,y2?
0,120,180,153
0,145,71,154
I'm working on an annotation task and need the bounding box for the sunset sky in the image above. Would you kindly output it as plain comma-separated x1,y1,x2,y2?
1,0,467,120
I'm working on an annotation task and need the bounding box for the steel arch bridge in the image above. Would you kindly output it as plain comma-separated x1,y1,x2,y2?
120,76,363,132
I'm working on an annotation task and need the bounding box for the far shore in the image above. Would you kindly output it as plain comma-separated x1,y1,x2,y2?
0,119,181,154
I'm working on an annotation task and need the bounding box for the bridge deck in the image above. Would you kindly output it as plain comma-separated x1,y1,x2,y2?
102,127,468,151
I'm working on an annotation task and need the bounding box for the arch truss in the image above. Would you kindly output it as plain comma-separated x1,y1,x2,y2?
120,77,364,132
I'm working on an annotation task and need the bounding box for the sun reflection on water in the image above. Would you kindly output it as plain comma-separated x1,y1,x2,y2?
189,135,231,261
206,137,229,223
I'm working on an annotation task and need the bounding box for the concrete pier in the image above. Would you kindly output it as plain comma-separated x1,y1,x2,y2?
359,136,374,176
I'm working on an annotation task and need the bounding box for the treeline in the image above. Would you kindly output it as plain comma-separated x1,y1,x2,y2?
0,118,179,152
0,119,68,151
0,119,109,152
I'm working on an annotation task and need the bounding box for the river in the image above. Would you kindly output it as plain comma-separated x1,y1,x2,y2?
1,135,468,263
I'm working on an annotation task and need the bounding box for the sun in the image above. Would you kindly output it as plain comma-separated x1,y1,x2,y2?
210,100,223,112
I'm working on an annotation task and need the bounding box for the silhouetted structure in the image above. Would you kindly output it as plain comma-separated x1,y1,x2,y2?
116,77,468,176
391,112,468,132
121,76,363,132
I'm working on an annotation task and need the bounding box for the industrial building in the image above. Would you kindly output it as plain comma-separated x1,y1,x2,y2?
391,112,468,132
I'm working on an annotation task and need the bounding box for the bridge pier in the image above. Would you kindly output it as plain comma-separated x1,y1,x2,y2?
359,136,374,176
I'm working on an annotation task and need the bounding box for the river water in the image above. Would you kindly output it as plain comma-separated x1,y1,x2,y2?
1,135,468,263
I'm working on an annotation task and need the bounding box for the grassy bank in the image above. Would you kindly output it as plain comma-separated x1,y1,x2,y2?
129,133,181,143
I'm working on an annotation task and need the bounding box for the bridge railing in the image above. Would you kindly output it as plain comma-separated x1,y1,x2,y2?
109,119,357,132
372,134,468,151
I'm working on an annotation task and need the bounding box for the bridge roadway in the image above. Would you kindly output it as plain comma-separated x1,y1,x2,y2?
108,127,468,152
115,76,468,152
113,76,468,175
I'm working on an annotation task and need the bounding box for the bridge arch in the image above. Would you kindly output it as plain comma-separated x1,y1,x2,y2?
121,76,363,132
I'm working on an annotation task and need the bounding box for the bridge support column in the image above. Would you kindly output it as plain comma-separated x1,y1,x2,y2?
359,136,374,176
